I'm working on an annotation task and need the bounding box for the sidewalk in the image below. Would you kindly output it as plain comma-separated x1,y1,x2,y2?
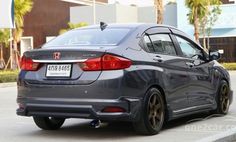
0,82,16,88
230,71,236,74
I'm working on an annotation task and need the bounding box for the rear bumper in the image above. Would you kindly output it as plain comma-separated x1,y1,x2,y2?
17,69,146,121
17,96,142,121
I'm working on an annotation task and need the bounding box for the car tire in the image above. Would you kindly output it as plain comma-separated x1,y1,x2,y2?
133,88,165,135
214,80,230,115
33,116,65,130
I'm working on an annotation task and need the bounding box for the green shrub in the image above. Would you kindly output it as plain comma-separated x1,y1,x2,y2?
0,70,19,83
222,63,236,70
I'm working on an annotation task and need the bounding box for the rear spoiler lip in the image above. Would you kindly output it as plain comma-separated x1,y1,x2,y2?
32,59,87,63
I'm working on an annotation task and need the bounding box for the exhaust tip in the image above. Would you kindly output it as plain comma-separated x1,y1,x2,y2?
90,119,101,128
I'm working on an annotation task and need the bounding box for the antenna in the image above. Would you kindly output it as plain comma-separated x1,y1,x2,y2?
100,22,107,31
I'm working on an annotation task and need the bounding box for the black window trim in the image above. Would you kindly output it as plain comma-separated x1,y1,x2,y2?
140,26,181,56
144,27,171,35
141,33,181,57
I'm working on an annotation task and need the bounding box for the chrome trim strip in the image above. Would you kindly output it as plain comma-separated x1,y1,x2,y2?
173,104,212,113
32,59,87,63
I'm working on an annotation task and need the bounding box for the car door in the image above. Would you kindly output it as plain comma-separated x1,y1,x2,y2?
142,27,191,113
173,35,215,108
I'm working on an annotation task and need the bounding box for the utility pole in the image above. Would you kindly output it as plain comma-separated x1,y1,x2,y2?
10,28,12,69
93,0,96,24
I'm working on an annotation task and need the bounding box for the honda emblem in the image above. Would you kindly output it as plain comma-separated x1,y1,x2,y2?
53,52,61,60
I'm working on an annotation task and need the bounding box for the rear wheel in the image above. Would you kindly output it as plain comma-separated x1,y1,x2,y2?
133,88,165,135
33,116,65,130
214,80,230,115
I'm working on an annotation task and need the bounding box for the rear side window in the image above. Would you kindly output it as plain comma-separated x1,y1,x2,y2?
143,35,154,52
43,28,131,47
144,34,177,56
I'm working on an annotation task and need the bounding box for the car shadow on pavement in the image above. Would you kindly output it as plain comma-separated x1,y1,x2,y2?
163,112,212,130
25,112,223,140
26,121,139,140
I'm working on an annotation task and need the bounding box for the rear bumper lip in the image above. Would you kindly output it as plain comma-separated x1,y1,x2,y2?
16,97,142,121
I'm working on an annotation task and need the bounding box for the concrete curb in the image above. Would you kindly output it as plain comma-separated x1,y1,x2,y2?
196,127,236,142
229,71,236,74
0,82,17,88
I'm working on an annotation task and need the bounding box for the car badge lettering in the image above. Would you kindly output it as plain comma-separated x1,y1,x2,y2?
53,52,61,60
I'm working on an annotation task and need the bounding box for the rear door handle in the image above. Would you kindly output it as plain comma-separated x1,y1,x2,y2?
153,56,163,62
186,62,194,68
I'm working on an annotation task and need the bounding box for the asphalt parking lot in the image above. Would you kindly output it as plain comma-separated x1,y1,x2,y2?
0,71,235,142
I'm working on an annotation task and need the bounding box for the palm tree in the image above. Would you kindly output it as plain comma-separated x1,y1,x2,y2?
12,0,33,69
199,0,221,49
0,29,10,69
185,0,207,43
154,0,164,24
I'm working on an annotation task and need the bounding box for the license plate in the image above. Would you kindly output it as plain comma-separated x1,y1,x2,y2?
46,64,72,77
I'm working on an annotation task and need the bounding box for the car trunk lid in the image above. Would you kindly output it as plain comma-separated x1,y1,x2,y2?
22,48,106,85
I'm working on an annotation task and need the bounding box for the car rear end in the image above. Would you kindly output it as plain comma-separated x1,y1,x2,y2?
16,26,142,121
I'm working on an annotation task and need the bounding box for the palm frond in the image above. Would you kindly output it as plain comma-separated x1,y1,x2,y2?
14,0,33,43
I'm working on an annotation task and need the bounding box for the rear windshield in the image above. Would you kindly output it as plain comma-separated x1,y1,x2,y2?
43,28,131,47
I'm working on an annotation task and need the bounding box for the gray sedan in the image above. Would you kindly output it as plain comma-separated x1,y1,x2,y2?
17,23,233,135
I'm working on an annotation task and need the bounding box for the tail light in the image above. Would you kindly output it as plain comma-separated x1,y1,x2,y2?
20,55,40,71
102,54,132,70
79,57,102,71
79,54,132,71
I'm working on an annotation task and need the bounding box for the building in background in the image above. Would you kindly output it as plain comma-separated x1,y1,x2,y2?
20,0,107,56
70,4,156,24
175,0,236,62
15,0,235,62
70,0,236,62
221,0,235,4
70,2,177,27
0,0,14,28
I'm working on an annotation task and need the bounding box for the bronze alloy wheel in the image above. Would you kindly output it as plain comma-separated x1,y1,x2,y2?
213,80,230,115
219,83,230,114
133,88,165,135
148,92,164,129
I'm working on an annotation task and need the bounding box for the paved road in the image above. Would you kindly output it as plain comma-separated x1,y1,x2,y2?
0,72,236,142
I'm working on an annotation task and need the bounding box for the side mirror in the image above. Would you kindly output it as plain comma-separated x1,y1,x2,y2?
209,50,221,61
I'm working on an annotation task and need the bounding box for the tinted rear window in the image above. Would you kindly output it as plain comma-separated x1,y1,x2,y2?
43,28,130,47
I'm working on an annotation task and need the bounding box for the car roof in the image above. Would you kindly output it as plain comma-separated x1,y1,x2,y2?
72,22,186,42
74,23,179,30
71,23,192,44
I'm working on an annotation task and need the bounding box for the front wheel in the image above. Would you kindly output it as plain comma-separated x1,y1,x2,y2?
214,80,230,115
33,116,65,130
133,88,165,135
